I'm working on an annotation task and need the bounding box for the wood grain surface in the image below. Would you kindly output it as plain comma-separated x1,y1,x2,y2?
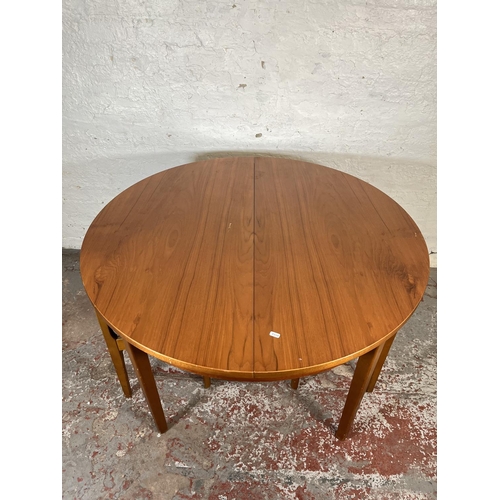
81,157,255,379
80,157,429,380
253,157,429,379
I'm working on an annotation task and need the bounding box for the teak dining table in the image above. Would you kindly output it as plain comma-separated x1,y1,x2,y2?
80,156,429,440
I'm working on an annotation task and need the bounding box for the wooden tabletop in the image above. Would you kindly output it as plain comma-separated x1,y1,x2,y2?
80,157,429,381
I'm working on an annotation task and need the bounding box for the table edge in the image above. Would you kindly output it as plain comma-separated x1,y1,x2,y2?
94,275,428,381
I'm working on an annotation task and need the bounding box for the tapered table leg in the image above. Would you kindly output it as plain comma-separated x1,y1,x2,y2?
123,340,168,434
335,344,384,440
95,309,132,398
291,378,300,390
366,335,396,393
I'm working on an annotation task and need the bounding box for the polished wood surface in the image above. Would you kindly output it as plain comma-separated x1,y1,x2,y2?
81,157,255,380
253,157,428,379
81,157,429,382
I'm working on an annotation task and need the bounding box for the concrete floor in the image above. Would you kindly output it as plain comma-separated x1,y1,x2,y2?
62,250,437,499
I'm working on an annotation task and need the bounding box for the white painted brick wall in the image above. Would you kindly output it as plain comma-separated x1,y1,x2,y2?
63,0,436,265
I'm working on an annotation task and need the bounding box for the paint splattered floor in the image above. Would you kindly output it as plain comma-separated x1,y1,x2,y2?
62,250,437,499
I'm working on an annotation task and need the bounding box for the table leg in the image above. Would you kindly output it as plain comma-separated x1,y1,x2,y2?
95,309,132,398
203,377,211,388
123,340,168,434
335,344,384,440
291,378,300,390
366,334,396,393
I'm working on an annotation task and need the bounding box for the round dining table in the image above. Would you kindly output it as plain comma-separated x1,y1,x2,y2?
80,156,429,440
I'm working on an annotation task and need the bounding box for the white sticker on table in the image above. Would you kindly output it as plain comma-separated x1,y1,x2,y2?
269,331,281,338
